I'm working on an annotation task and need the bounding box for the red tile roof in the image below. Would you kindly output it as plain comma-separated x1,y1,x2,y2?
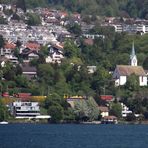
14,93,32,101
59,11,68,17
2,92,9,97
100,95,113,101
4,42,16,49
25,42,41,50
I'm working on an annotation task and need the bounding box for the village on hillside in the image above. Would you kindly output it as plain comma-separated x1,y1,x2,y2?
0,4,148,124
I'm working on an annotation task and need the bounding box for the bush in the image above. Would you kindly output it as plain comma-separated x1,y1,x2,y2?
143,112,148,120
48,104,64,123
126,113,136,121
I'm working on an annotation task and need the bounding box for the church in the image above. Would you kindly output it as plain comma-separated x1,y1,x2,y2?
113,42,147,87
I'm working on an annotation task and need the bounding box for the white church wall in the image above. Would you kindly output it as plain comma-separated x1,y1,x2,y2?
119,76,127,85
139,76,147,86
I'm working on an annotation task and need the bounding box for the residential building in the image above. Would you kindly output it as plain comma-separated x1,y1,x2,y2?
83,34,105,40
46,44,64,64
0,42,16,56
99,106,109,117
112,23,148,34
21,63,37,80
65,95,86,108
10,101,40,118
5,55,18,64
113,24,123,32
0,57,8,67
121,103,132,117
87,66,97,74
101,116,118,124
100,95,114,102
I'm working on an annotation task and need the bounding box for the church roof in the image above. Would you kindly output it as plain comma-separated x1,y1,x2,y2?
116,65,146,76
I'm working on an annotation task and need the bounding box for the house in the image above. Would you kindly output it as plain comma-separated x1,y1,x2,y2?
0,42,16,56
121,103,132,117
0,42,18,64
5,55,18,64
10,101,40,118
21,48,39,62
113,42,147,86
101,116,118,124
100,95,114,102
65,95,86,108
113,23,148,34
0,56,8,67
25,42,41,52
83,34,105,40
28,52,39,61
99,106,109,117
59,11,68,19
46,44,64,64
21,63,37,80
87,66,97,74
14,93,32,101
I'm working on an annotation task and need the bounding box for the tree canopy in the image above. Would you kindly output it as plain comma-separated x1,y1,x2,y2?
3,0,148,19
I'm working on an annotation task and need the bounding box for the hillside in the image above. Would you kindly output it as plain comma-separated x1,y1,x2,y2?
49,0,148,19
1,0,148,19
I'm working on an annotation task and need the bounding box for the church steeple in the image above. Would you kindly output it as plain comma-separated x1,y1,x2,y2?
130,41,137,66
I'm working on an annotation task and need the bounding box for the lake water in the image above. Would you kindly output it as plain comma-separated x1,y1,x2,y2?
0,124,148,148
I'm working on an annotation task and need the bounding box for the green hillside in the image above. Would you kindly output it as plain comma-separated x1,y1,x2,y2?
1,0,148,18
51,0,148,18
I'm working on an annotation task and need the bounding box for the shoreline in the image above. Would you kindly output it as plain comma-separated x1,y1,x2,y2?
5,119,148,125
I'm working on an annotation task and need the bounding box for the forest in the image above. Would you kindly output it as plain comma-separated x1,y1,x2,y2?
0,0,148,18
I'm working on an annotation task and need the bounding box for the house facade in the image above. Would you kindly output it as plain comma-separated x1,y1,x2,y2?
99,106,109,117
113,42,147,86
45,44,64,64
10,101,40,118
121,103,132,117
21,63,37,80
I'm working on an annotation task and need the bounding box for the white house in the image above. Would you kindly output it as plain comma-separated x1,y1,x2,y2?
10,101,40,118
87,66,97,74
121,103,132,117
113,42,147,86
0,42,16,56
45,44,64,64
99,106,109,117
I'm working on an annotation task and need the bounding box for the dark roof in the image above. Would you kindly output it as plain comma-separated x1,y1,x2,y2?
21,63,37,73
99,106,109,112
116,65,146,76
21,48,38,55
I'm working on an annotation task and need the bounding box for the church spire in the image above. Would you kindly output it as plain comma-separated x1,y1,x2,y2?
130,41,137,66
132,41,135,56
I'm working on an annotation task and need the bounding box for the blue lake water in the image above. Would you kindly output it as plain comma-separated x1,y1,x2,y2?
0,124,148,148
